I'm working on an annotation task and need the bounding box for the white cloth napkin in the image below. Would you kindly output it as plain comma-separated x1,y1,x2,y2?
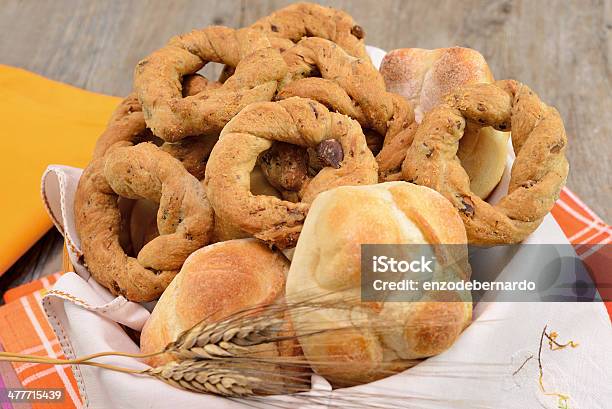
37,46,612,409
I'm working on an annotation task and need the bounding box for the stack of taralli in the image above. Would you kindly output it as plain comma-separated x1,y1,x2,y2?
72,2,569,394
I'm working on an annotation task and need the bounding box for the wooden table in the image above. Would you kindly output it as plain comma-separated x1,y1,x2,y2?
0,0,610,286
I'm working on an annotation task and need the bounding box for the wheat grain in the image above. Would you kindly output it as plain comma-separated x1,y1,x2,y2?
166,317,285,360
146,360,263,396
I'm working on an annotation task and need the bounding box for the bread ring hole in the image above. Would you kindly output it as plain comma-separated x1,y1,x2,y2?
284,49,322,79
120,198,160,257
363,129,384,155
117,197,135,257
195,62,227,85
254,139,347,202
249,166,283,199
110,280,122,295
291,63,322,80
216,65,234,84
180,71,223,99
127,128,164,148
309,66,322,78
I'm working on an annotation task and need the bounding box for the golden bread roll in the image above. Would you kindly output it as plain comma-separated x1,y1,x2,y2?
140,239,292,367
380,47,509,198
286,182,472,387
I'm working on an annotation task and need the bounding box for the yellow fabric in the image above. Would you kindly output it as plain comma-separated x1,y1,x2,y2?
0,65,121,274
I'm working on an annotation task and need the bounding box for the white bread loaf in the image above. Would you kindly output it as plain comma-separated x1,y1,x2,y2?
286,182,472,387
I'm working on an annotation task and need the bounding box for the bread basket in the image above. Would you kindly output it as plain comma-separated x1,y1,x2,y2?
36,39,611,407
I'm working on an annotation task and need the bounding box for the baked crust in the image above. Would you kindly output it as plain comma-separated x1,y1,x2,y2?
403,80,569,244
250,2,368,59
140,239,290,367
204,97,378,249
277,37,415,156
285,182,472,387
75,143,214,302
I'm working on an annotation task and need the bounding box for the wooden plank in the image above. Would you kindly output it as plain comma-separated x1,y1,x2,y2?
0,0,242,96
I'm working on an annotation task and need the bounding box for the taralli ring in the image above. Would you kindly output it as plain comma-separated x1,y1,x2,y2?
75,142,214,302
204,97,378,249
94,76,222,180
159,74,223,180
402,80,569,244
250,2,369,59
134,26,286,142
277,37,414,154
216,2,369,89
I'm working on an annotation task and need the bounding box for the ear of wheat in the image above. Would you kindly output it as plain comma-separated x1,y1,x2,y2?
146,360,262,396
0,292,344,396
167,317,285,360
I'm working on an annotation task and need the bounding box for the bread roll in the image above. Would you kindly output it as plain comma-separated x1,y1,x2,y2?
380,47,509,198
141,239,292,367
286,182,472,387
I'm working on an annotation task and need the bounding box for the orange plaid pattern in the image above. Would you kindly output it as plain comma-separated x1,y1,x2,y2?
3,273,63,304
552,188,612,316
0,187,609,408
0,274,81,409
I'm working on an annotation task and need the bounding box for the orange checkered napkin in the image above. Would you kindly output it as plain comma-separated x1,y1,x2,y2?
552,189,612,316
0,275,81,409
3,273,64,304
